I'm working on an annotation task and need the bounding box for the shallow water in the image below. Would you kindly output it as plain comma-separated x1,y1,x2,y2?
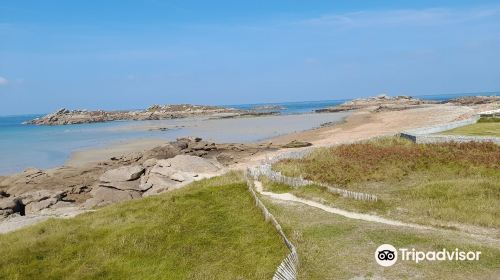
0,111,349,175
0,93,496,175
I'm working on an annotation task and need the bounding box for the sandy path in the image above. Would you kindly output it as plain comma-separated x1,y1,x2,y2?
253,180,426,229
254,180,500,246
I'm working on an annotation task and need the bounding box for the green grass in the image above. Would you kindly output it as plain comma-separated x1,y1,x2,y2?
477,117,500,123
441,122,500,137
264,197,500,279
0,172,288,280
260,177,390,214
272,138,500,228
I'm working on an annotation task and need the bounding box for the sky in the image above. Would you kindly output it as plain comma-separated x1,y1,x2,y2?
0,1,499,115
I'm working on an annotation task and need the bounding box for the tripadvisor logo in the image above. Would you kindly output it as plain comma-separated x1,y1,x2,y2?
375,244,398,267
375,244,481,267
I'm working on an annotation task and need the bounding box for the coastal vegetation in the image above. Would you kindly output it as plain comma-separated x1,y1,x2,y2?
272,138,500,228
264,196,500,279
0,172,287,279
441,118,500,137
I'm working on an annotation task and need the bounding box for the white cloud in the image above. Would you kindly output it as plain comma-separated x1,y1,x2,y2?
0,76,8,86
298,7,500,29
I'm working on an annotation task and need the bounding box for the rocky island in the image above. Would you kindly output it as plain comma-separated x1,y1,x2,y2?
315,94,435,113
26,104,249,125
446,95,500,105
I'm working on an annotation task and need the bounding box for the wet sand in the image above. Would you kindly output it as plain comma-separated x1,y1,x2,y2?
67,103,492,168
67,112,350,166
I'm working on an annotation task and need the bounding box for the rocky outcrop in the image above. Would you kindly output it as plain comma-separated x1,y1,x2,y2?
0,189,68,218
140,155,221,196
0,198,24,218
99,165,145,183
0,137,290,221
446,96,500,106
251,105,286,111
83,187,142,208
316,95,434,113
26,104,246,125
281,140,313,148
84,149,223,206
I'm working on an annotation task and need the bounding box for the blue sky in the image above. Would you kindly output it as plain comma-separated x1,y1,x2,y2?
1,1,499,115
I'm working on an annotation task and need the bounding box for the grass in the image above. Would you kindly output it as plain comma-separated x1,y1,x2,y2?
478,117,500,123
0,172,288,280
272,137,500,228
264,198,500,279
441,121,500,137
260,177,390,214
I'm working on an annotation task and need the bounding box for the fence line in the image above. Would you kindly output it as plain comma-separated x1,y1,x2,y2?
400,115,500,144
245,173,298,280
249,149,378,202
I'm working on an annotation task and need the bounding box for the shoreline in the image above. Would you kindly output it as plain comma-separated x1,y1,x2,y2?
64,113,350,167
1,102,498,233
0,111,350,176
53,112,354,170
53,102,495,169
66,102,493,171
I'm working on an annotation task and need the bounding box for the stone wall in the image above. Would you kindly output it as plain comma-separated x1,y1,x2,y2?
400,115,500,144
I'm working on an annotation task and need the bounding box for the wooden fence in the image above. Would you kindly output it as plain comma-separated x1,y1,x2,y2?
245,173,299,280
250,151,378,202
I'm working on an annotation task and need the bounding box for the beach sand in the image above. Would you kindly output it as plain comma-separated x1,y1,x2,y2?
66,112,351,166
65,103,481,171
1,102,496,233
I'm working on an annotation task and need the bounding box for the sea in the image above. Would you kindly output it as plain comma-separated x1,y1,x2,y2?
0,92,497,175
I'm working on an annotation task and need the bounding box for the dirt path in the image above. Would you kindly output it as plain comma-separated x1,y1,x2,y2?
253,180,426,229
253,180,500,246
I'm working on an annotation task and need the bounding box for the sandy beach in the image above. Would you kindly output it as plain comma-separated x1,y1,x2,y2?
66,103,482,169
1,100,497,234
66,112,351,166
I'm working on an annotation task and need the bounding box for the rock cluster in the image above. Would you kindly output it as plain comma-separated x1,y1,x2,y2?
84,154,221,208
0,187,80,218
316,94,433,113
0,136,308,222
26,104,244,125
0,137,275,220
446,96,500,106
250,105,286,111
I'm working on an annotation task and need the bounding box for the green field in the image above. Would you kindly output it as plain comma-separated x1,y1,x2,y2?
272,138,500,228
0,172,287,280
441,121,500,137
264,197,500,279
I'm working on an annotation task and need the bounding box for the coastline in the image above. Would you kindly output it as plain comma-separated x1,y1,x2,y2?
66,138,167,167
63,112,351,167
1,101,498,233
66,102,485,169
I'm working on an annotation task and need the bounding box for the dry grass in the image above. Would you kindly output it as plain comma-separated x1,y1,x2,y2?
272,138,500,228
264,197,500,280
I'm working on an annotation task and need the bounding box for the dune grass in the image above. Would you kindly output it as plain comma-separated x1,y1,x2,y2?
264,198,500,280
441,122,500,137
272,138,500,228
0,172,288,280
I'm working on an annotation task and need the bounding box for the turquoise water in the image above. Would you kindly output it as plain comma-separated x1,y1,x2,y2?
0,93,497,175
0,100,347,175
0,115,168,175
